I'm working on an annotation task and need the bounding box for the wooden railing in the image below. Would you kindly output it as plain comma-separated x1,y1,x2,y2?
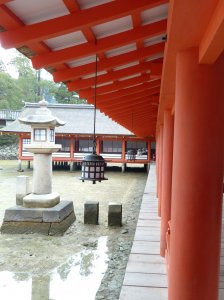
0,109,21,120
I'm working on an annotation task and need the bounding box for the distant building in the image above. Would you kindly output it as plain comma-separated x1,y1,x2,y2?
1,103,156,168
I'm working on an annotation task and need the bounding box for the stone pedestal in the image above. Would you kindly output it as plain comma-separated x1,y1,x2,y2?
1,201,75,235
108,202,122,227
84,201,99,225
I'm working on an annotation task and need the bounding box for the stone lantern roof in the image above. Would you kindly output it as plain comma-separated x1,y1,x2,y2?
18,99,65,127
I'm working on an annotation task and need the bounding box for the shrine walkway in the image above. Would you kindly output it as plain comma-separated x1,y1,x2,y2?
119,164,168,300
119,163,224,300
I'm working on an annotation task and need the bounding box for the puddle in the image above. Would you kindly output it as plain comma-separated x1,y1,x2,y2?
0,236,109,300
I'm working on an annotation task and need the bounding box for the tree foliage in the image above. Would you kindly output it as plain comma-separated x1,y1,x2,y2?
0,53,86,110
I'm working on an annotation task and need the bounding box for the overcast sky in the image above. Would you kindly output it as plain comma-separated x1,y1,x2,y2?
0,43,52,80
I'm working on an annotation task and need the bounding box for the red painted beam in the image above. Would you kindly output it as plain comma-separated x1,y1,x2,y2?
77,74,152,97
99,96,158,110
0,0,168,49
101,99,158,114
67,61,162,91
31,20,167,69
96,92,159,107
86,82,160,103
53,44,164,82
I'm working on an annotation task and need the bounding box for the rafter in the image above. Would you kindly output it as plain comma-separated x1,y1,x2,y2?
31,20,166,69
0,0,167,49
102,102,158,116
74,74,152,96
106,106,158,118
100,97,158,112
99,95,158,109
53,44,164,82
0,6,68,70
86,82,160,103
67,61,161,91
94,92,158,109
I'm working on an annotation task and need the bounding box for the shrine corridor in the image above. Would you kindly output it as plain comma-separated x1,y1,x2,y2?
119,163,224,300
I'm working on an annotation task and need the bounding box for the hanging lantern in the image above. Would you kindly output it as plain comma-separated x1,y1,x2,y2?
80,152,107,184
79,52,108,184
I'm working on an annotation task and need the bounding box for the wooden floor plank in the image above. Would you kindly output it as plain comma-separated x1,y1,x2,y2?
119,286,168,300
119,164,168,300
123,272,168,288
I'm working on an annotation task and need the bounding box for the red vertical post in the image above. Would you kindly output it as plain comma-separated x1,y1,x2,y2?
158,125,163,217
18,135,22,160
156,133,160,197
169,48,224,300
70,136,74,161
160,110,174,257
147,141,151,161
122,139,126,161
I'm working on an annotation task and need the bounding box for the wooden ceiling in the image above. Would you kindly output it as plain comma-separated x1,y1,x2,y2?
0,0,169,138
0,1,223,139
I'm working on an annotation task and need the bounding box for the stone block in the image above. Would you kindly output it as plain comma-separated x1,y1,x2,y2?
4,205,43,222
1,201,76,235
43,201,74,222
16,176,31,205
84,201,99,225
1,221,51,235
108,202,122,227
49,212,76,236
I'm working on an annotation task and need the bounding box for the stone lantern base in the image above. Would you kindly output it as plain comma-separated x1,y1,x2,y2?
23,192,60,208
0,201,75,235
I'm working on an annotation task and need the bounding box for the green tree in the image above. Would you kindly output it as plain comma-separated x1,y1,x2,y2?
10,54,41,103
48,82,86,104
0,72,23,109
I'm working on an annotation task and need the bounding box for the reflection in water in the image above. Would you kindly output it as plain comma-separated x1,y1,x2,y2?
50,236,108,300
0,271,32,300
0,236,108,300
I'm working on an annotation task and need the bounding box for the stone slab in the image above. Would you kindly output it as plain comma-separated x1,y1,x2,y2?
84,201,99,225
49,211,76,236
43,200,74,222
3,201,74,223
4,206,44,222
1,201,76,235
1,221,51,235
1,211,76,235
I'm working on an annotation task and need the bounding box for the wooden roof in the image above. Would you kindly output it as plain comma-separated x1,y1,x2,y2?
0,1,223,138
1,103,135,136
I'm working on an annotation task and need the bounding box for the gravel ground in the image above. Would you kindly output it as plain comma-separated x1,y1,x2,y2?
0,160,147,300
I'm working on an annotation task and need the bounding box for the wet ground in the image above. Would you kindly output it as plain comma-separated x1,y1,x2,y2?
0,160,147,300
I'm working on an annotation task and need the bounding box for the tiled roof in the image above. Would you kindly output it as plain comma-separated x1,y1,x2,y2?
1,103,134,136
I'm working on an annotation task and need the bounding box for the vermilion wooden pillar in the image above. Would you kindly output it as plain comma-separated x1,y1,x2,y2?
169,48,224,300
158,125,163,217
160,110,174,257
156,133,160,197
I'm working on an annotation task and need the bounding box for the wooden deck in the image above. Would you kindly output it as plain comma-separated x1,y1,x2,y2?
119,164,168,300
119,163,224,300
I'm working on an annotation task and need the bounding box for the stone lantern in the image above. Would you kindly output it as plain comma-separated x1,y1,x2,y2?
19,99,65,208
1,100,76,235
